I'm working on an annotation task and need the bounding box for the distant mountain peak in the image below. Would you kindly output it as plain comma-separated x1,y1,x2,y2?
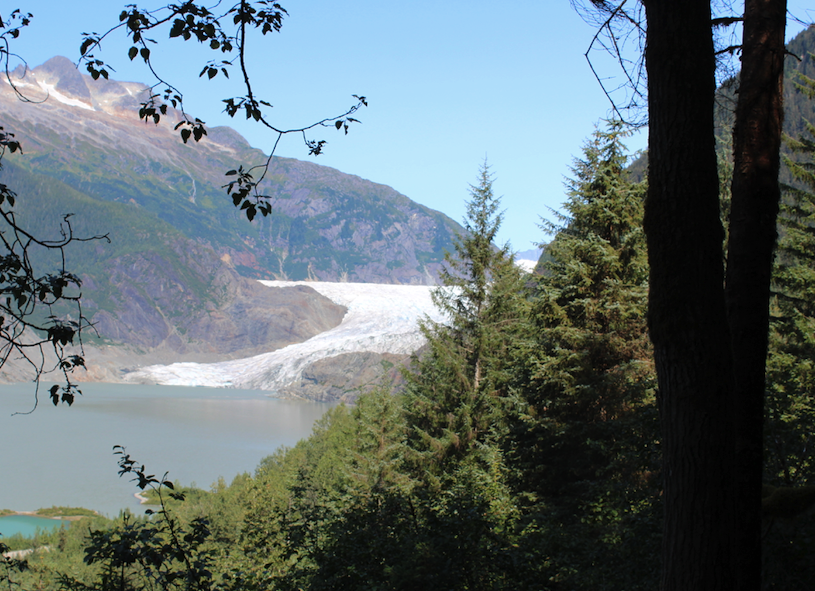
4,56,154,117
33,56,94,108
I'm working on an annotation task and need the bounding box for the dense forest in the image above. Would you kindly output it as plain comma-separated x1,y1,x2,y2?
2,101,814,589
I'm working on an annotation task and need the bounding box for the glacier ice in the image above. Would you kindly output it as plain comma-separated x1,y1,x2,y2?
123,280,444,395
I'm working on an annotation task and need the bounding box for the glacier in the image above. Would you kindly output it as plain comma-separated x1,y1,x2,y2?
123,281,444,394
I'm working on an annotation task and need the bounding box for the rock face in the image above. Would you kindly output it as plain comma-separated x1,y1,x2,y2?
278,352,410,403
88,245,347,360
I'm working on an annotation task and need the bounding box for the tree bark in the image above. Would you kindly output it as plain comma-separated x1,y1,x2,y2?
726,2,787,591
642,2,735,589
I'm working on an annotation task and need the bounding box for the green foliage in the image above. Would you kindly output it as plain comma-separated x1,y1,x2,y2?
507,121,660,590
57,449,215,591
35,507,97,518
768,68,815,489
404,161,528,484
761,70,815,591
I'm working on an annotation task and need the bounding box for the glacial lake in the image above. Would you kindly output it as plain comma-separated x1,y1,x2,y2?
0,383,337,518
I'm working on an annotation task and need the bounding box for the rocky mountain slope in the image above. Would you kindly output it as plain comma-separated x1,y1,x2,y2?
2,56,462,284
0,57,466,390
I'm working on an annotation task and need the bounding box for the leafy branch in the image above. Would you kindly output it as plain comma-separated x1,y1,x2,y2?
0,128,110,413
78,1,367,221
62,447,214,591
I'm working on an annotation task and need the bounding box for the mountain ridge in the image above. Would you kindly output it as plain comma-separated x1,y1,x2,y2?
2,56,463,284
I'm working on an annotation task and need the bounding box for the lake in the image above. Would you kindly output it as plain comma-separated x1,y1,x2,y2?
0,383,337,519
0,514,66,538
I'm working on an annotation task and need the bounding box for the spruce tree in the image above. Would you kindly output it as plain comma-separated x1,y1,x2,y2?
398,161,527,589
404,160,527,483
767,129,815,488
509,121,659,590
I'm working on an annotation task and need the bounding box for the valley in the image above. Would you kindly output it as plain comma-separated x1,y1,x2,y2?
0,56,482,400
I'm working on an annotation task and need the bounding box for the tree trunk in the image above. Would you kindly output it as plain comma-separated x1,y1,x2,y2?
726,2,787,590
642,2,735,589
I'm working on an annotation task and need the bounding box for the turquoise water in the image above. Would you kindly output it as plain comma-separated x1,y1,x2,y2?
1,383,337,517
0,514,65,538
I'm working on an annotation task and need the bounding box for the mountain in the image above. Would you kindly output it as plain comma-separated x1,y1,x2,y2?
1,57,462,284
0,56,464,394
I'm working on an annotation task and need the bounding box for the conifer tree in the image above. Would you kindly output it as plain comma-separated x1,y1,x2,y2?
761,70,815,589
403,160,527,483
509,121,659,590
767,111,815,489
397,162,527,589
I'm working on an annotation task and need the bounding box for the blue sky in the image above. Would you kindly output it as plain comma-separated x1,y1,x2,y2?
8,1,814,252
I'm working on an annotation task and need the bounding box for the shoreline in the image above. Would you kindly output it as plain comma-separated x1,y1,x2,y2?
1,510,97,522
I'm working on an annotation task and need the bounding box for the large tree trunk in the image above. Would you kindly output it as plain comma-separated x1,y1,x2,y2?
642,1,736,589
726,2,787,590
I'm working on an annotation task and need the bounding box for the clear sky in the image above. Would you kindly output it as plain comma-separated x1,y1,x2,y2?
7,1,814,252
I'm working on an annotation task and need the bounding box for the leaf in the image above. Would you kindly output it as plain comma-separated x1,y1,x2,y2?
169,19,185,38
180,128,191,143
80,38,94,56
49,385,59,405
140,47,150,61
128,46,138,60
335,120,343,130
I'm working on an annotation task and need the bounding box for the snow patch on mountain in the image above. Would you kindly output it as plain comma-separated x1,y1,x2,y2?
36,80,95,111
123,281,443,394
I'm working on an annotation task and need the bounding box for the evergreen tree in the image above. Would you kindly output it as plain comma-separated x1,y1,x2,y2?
508,121,660,590
761,70,815,590
404,160,527,483
396,162,527,589
767,128,815,488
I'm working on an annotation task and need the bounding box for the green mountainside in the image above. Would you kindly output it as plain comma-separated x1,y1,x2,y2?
612,25,815,190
